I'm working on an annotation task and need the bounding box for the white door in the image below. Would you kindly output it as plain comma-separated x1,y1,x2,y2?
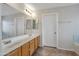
42,13,57,47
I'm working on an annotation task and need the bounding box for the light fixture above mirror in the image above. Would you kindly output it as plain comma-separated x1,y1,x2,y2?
24,4,37,19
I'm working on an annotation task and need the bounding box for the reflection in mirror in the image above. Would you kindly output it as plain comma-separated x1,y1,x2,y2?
25,19,33,35
1,3,39,40
33,20,36,29
26,19,32,30
25,19,39,35
2,16,16,39
2,13,28,39
33,19,39,30
16,17,25,36
1,3,27,39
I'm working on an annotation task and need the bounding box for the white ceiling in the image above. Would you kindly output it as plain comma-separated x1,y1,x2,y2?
1,3,77,16
27,3,77,11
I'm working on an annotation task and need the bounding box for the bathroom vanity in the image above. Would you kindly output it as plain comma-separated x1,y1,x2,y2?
0,33,40,56
6,36,40,56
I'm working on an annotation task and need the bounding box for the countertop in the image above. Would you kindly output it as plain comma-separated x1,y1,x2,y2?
0,32,40,56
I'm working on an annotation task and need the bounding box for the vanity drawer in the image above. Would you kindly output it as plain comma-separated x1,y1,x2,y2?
6,47,21,56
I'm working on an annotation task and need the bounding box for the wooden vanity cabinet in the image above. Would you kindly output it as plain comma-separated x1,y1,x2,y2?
6,35,40,56
6,47,21,56
29,39,35,56
21,42,30,56
34,36,40,50
29,36,40,56
37,36,40,47
34,37,38,50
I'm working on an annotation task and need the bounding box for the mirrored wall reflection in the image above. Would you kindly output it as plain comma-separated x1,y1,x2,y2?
1,3,39,39
2,14,38,39
1,13,25,39
2,16,16,39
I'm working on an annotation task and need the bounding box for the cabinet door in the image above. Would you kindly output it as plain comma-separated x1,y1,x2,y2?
37,36,40,47
6,47,21,56
21,42,30,56
34,37,38,50
29,39,35,56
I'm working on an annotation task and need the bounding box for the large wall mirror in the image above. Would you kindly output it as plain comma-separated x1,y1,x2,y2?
1,3,39,40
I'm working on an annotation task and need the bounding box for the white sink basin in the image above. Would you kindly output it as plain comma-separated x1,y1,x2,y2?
1,34,30,48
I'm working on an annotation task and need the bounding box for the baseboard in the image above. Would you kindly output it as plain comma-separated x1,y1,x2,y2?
57,47,74,51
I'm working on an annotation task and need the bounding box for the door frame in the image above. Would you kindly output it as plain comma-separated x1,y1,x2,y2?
41,12,59,48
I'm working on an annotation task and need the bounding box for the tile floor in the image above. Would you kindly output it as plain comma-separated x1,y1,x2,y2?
33,46,78,56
